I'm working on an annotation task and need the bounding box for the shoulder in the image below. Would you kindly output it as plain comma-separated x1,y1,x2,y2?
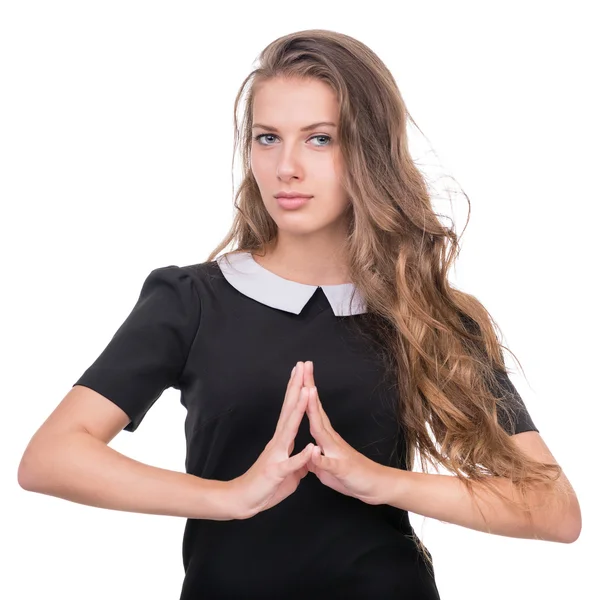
141,255,242,310
179,258,222,281
143,259,221,293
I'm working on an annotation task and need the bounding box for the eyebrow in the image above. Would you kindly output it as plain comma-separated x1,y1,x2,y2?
251,121,337,132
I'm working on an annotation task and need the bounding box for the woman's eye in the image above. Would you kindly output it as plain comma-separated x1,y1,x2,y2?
253,134,332,147
310,135,332,147
254,134,277,145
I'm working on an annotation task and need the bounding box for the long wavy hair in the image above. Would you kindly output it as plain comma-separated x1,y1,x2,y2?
206,29,569,565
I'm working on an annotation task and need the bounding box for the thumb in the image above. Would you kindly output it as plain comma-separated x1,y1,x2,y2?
280,443,314,477
311,446,335,473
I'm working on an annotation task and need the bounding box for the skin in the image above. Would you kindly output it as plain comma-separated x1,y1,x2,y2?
250,76,353,285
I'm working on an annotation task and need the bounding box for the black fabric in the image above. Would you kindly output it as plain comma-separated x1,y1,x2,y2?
73,266,200,433
74,260,537,598
492,366,538,435
458,311,538,435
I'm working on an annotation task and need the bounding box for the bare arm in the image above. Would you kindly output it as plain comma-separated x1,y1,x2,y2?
380,432,581,543
17,386,239,521
18,430,236,520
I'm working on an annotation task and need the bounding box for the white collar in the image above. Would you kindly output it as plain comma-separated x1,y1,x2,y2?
216,251,367,316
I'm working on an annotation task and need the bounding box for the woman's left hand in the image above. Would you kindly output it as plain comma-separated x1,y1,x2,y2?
301,361,393,506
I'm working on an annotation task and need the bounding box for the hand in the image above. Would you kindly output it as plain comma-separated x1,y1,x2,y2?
229,362,315,520
302,360,392,506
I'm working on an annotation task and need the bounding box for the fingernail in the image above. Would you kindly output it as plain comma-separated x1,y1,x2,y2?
291,366,296,377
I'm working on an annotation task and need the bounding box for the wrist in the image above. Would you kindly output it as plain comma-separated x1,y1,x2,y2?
377,465,404,507
191,476,246,521
224,476,254,520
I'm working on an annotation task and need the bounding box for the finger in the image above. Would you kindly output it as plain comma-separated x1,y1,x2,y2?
277,385,310,449
304,360,316,389
308,386,334,433
284,361,301,396
277,362,304,426
307,387,335,451
278,442,314,477
311,445,337,474
303,364,332,433
285,362,299,394
314,387,333,430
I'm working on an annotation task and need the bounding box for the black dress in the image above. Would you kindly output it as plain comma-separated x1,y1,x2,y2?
73,251,537,599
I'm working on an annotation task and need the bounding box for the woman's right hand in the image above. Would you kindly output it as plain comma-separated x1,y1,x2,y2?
228,361,315,520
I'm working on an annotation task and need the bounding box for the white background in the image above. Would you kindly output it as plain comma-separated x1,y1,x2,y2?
2,1,597,598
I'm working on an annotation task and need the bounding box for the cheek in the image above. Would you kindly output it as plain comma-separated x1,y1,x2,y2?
250,151,269,183
250,153,260,181
325,196,351,221
321,165,348,209
321,154,346,189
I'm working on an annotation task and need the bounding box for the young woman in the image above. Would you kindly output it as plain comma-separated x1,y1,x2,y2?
18,29,581,599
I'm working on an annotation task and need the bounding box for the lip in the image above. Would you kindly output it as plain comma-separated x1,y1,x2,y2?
275,191,313,198
276,195,312,210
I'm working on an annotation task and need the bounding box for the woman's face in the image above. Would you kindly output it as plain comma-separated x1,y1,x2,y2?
250,76,350,238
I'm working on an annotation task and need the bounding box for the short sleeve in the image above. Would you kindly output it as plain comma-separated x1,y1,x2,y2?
72,266,201,432
489,367,539,436
458,311,538,436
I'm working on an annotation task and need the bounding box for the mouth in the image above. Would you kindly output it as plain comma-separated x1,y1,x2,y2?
276,196,312,210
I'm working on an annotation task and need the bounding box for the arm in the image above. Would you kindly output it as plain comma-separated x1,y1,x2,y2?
18,430,238,521
18,268,243,520
17,387,240,521
380,431,581,543
19,430,239,521
301,362,581,543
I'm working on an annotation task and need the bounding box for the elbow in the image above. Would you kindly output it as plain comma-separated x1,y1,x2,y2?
17,453,37,491
556,499,582,544
18,431,69,492
17,445,46,492
532,490,582,544
17,431,48,491
539,477,582,544
558,524,581,544
560,512,582,544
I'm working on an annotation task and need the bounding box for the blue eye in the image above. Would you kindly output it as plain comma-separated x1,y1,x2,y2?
253,134,332,147
310,135,332,147
253,133,277,145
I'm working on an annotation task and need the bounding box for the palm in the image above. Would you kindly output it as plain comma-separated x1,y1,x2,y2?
262,466,308,511
309,463,352,497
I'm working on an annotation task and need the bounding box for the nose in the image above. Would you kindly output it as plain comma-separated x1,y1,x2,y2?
276,143,303,182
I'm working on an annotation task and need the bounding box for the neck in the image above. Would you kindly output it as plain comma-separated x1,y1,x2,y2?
253,233,352,286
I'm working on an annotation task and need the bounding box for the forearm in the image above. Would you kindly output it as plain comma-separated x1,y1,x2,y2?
18,431,238,521
382,468,575,543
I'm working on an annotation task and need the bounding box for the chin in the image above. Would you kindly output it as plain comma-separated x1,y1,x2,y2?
279,220,337,238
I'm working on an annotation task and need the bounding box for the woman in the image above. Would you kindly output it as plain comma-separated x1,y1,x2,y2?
18,29,581,598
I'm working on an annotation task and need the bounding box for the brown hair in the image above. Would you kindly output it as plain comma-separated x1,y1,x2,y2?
206,29,570,566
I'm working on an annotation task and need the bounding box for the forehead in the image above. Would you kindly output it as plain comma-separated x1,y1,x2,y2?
252,77,339,125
